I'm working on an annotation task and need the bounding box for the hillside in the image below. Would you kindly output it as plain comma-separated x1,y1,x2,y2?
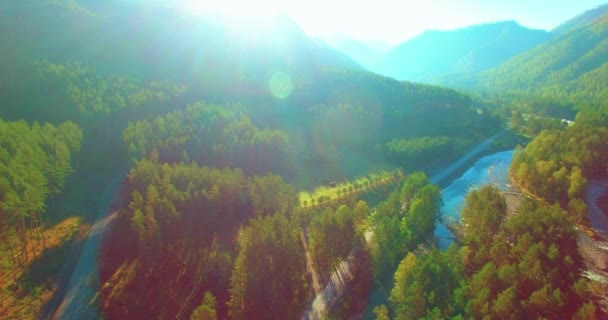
0,1,604,320
0,2,503,319
552,3,608,34
461,5,608,105
0,0,494,183
373,21,550,82
0,1,362,84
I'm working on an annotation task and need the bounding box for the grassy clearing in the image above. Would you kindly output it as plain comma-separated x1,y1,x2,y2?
299,169,403,208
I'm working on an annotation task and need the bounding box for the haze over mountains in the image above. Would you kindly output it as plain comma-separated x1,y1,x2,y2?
322,36,392,68
1,1,608,319
552,3,608,34
372,21,551,82
465,3,608,104
0,0,362,85
327,3,608,106
0,2,504,319
0,0,488,180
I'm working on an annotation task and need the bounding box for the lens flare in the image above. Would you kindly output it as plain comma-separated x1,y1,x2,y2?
269,72,293,99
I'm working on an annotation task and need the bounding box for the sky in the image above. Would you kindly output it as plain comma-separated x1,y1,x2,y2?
280,0,608,44
177,0,607,45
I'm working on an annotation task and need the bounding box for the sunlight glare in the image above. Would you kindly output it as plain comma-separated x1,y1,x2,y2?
182,0,281,28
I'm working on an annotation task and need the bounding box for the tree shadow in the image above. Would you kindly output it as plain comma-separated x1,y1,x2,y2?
18,238,84,320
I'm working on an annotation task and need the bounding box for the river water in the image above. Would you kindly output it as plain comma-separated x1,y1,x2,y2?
586,179,608,239
435,150,515,249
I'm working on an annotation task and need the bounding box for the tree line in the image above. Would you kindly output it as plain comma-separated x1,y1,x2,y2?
122,102,291,177
369,172,442,287
0,119,82,274
382,136,452,169
100,156,304,319
376,185,599,319
308,201,368,280
510,108,608,223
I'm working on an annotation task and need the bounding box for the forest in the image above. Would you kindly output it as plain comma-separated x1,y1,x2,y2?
510,107,608,223
0,2,501,318
1,0,607,319
378,186,598,320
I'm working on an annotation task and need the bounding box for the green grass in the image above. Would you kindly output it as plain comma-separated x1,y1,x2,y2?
298,169,403,208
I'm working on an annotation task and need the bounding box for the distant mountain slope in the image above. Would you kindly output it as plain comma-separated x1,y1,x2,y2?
551,3,608,34
373,21,550,82
465,5,608,104
324,37,392,69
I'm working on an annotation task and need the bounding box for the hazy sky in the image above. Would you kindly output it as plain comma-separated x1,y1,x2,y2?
281,0,607,44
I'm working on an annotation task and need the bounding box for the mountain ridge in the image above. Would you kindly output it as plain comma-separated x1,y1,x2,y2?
551,3,608,34
455,5,608,104
372,20,551,82
0,0,363,84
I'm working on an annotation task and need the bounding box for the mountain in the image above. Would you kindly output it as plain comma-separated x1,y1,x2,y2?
0,0,494,176
0,3,500,318
463,4,608,105
0,2,530,320
373,21,550,82
551,3,608,34
0,0,362,84
323,36,392,69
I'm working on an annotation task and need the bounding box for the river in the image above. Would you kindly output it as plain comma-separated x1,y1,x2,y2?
586,179,608,239
49,146,608,319
435,149,515,249
328,148,513,319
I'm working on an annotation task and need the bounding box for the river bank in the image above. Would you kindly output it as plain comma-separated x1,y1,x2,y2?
350,149,518,319
510,172,608,315
427,128,527,188
582,179,608,316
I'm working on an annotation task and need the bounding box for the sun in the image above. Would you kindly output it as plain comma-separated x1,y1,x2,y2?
180,0,281,27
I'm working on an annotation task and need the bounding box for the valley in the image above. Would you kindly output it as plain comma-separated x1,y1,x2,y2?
1,1,607,320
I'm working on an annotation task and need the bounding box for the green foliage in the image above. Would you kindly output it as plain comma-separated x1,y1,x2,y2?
468,8,608,106
0,119,82,201
373,305,391,320
104,159,302,318
248,175,296,217
383,183,598,320
228,213,308,320
0,118,82,260
370,173,441,285
190,292,217,320
7,3,604,320
123,102,291,176
125,159,249,255
461,185,507,266
308,202,368,276
384,136,452,168
402,184,442,245
390,247,465,320
1,60,185,124
462,198,595,319
510,120,608,209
